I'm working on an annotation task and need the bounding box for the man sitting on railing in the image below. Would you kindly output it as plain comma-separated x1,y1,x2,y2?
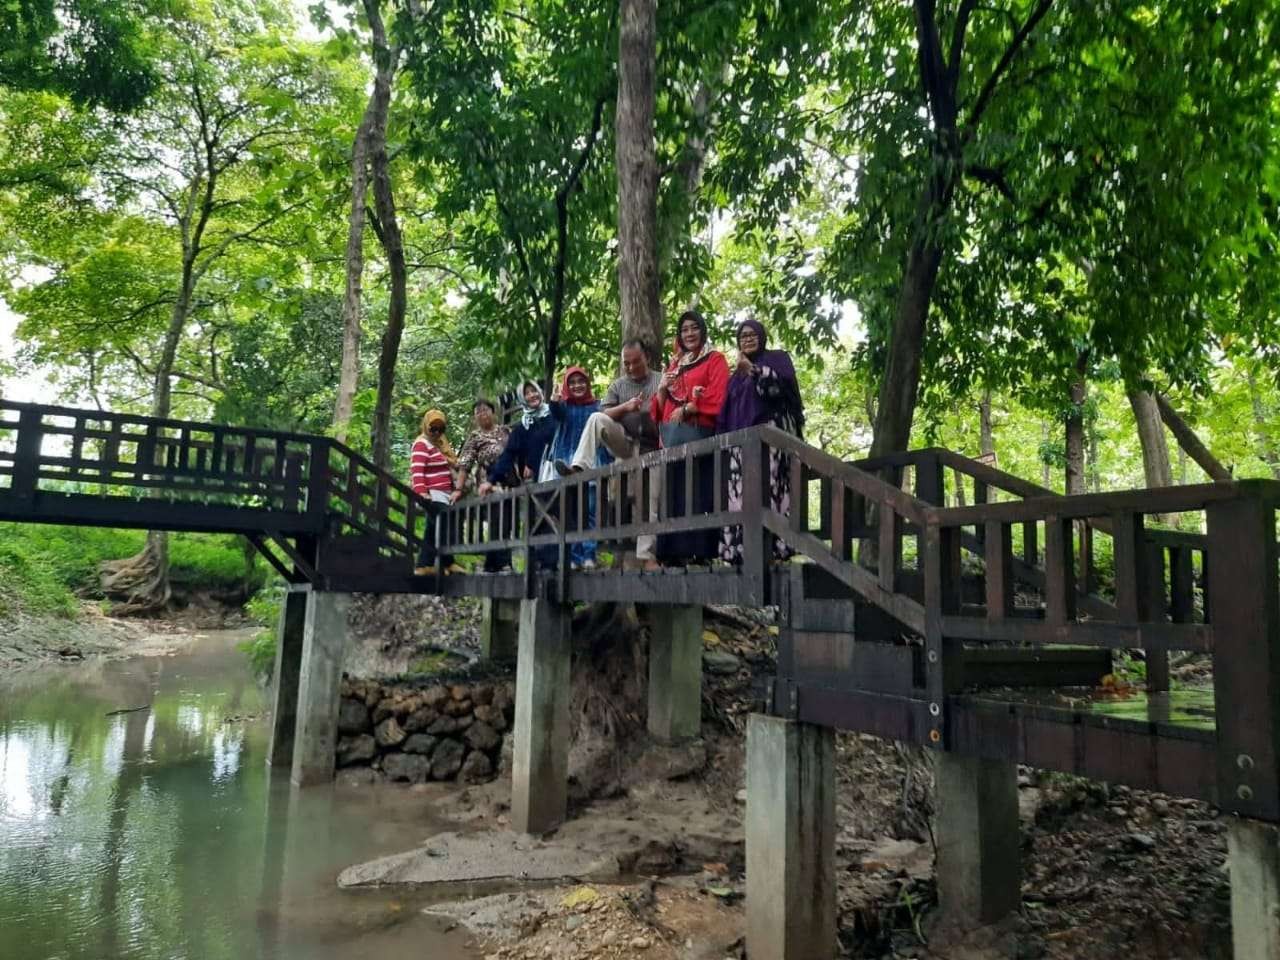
553,339,662,567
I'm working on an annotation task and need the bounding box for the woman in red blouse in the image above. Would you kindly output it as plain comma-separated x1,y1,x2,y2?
650,310,729,565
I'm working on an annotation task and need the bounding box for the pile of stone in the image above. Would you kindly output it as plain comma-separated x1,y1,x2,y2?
336,677,514,784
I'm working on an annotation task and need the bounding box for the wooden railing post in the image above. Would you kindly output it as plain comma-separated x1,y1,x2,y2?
985,520,1013,619
11,407,43,499
923,518,962,747
740,436,768,605
1208,486,1280,819
305,438,330,530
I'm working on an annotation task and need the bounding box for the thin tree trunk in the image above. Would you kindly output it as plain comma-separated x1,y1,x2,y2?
616,0,661,368
1065,364,1086,496
1088,421,1101,493
1040,421,1051,488
333,96,377,442
979,388,994,457
364,2,403,471
1155,393,1232,482
1128,388,1173,489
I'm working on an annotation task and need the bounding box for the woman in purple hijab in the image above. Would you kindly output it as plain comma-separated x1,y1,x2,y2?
715,318,805,563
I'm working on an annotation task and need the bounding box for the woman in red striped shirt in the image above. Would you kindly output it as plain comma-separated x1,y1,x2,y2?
411,409,461,575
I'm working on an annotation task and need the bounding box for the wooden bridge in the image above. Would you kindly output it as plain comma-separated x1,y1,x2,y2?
3,398,1279,958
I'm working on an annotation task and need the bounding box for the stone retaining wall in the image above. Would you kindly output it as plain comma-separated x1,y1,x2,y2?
336,676,515,784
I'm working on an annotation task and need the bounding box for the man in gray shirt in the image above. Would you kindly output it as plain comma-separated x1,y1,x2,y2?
554,338,662,564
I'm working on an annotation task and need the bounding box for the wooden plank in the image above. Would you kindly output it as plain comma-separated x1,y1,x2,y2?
1169,545,1195,624
935,481,1247,526
960,647,1112,687
1044,517,1076,624
940,615,1214,652
1111,511,1146,621
984,520,1013,619
1207,491,1280,819
878,505,899,592
790,455,806,532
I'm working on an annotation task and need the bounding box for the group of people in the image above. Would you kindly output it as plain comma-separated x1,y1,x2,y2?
408,310,804,576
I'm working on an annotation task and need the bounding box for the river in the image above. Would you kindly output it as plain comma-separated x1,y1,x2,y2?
0,628,475,960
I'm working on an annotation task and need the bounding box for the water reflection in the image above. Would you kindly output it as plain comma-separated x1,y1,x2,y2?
0,630,474,960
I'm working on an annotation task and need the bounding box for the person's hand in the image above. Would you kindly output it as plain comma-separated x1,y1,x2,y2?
736,353,753,376
670,404,685,425
449,489,464,504
659,369,675,391
522,466,533,480
628,394,644,411
691,385,705,400
477,481,494,497
550,381,562,402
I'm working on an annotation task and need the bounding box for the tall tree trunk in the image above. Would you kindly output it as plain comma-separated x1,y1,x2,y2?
1065,359,1087,495
979,388,994,457
616,0,661,368
1088,421,1101,493
333,96,377,442
870,228,945,456
364,2,403,471
1128,388,1173,489
1040,421,1051,488
1155,393,1232,482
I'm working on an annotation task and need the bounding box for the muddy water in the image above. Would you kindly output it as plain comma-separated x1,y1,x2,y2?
0,628,475,960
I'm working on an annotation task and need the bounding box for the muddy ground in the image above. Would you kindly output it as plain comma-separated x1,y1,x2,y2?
336,601,1232,960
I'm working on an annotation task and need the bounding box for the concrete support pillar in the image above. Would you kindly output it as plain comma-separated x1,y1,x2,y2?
745,714,836,960
1229,818,1280,960
480,597,519,662
647,604,703,742
266,589,308,768
289,591,351,788
935,753,1021,925
511,598,571,834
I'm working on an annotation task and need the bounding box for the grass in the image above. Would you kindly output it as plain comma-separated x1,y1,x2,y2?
0,522,266,620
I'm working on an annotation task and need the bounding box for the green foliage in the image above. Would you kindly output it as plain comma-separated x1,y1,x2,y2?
0,0,160,110
240,586,283,680
0,524,261,618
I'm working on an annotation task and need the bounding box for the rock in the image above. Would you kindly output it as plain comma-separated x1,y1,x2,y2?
629,936,651,950
493,685,515,720
337,697,371,735
374,716,407,749
625,740,706,784
472,684,494,706
702,650,741,675
1126,831,1157,852
422,685,450,710
428,716,462,735
403,734,439,756
336,766,377,787
498,735,514,778
564,915,584,933
382,752,431,783
450,683,471,701
336,734,377,767
404,706,439,733
431,739,466,780
443,698,474,717
474,703,508,732
460,750,494,783
465,721,502,752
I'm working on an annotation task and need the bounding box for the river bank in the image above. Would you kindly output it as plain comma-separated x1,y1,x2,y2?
0,601,218,669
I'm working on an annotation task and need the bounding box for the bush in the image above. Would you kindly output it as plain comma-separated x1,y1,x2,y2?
240,585,284,680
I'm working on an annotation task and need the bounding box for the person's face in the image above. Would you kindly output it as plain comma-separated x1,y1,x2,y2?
738,326,761,355
621,346,649,380
474,404,495,429
567,373,589,399
523,385,542,409
679,318,703,353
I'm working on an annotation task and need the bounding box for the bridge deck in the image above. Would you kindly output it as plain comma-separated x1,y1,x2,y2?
3,398,1280,821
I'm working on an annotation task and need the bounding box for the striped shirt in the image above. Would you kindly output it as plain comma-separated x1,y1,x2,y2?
410,437,453,501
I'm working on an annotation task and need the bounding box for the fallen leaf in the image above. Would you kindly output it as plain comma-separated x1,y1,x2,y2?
561,886,600,909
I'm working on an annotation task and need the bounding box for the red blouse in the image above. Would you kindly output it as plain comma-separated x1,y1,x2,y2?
651,350,730,432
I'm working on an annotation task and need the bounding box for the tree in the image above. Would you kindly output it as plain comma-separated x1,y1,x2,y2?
8,2,343,608
616,0,660,363
0,0,158,109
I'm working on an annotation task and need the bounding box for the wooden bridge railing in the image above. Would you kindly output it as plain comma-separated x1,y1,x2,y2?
0,400,430,583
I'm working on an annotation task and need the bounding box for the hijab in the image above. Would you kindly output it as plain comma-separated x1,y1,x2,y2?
519,380,552,428
671,309,713,371
559,365,597,405
420,408,458,464
719,318,805,434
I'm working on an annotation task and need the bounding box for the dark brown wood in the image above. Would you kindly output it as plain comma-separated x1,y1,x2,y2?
984,520,1013,619
1044,517,1076,624
960,647,1112,687
1208,489,1280,818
